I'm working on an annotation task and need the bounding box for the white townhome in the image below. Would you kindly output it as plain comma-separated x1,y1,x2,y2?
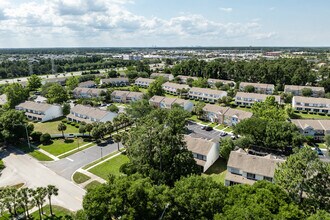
176,75,198,84
284,85,325,98
239,82,275,94
100,77,130,86
72,87,106,99
292,96,330,114
184,135,219,172
149,95,194,112
225,149,284,186
67,104,117,124
150,73,174,81
134,77,155,87
162,82,190,95
188,87,227,103
111,90,144,103
15,101,63,122
291,119,330,141
207,78,235,88
235,92,281,107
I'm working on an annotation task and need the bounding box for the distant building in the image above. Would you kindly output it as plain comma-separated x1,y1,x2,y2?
176,75,198,84
239,82,274,94
188,87,227,103
100,78,129,86
15,101,63,122
291,119,330,141
149,95,194,112
284,85,325,98
0,94,7,107
111,90,144,103
67,104,117,124
235,92,281,107
134,77,155,87
184,135,219,172
78,81,96,88
162,82,190,95
150,73,174,81
207,79,235,88
292,96,330,114
42,77,67,86
72,87,106,99
225,149,284,186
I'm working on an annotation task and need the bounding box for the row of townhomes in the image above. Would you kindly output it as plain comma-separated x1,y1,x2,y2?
188,87,227,103
100,77,129,86
207,78,235,88
203,104,253,126
149,96,194,112
239,82,275,94
73,87,107,99
184,135,219,172
111,90,144,103
15,101,63,122
284,85,325,97
162,82,190,95
291,119,330,140
292,96,330,114
134,77,155,87
67,104,117,124
150,73,174,81
78,80,96,88
235,92,282,106
225,149,284,186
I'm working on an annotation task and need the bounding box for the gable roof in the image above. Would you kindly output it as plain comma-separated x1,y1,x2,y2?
291,119,330,131
240,82,274,89
235,92,281,102
203,104,229,114
284,85,325,92
293,96,330,105
227,149,284,177
162,82,190,90
71,104,114,120
78,81,96,87
224,108,253,120
126,91,144,98
111,90,130,97
16,101,54,112
102,77,129,83
207,78,235,85
184,135,215,156
135,77,155,83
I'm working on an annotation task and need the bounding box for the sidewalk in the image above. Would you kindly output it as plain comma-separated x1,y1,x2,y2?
37,148,60,161
76,169,106,188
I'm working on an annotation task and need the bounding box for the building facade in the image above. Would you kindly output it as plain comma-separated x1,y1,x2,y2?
292,96,330,114
291,119,330,141
162,82,190,95
284,85,325,97
67,104,117,124
239,82,274,94
189,87,227,103
235,92,281,107
134,77,155,87
149,95,194,112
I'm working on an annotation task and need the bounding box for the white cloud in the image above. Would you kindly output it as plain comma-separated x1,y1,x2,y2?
0,0,275,47
219,7,233,12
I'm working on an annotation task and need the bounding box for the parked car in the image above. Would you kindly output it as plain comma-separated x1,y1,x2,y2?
315,147,324,156
220,131,227,137
203,126,213,131
230,135,237,140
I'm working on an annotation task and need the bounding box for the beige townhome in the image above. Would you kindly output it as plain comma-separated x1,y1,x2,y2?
225,149,284,186
162,82,190,95
72,87,106,99
284,85,325,97
111,90,143,103
67,104,117,124
291,119,330,141
150,73,174,81
292,96,330,114
207,78,235,88
239,82,274,94
149,95,194,112
134,77,155,87
235,92,281,107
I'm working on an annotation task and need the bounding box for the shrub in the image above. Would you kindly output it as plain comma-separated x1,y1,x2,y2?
62,119,68,123
30,131,42,142
40,133,51,144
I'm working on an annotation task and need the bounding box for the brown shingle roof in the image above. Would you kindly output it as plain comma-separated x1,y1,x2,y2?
102,77,129,83
184,135,215,156
78,81,96,87
227,149,284,177
135,77,155,83
126,92,144,99
291,119,330,131
111,90,130,97
149,95,165,103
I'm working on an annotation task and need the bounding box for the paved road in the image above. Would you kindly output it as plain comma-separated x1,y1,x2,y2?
45,141,123,180
0,148,85,211
186,122,222,142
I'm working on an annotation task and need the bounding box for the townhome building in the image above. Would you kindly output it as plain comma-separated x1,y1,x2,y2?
235,92,281,107
291,119,330,141
239,82,275,94
176,75,198,84
284,85,325,97
225,149,284,186
223,108,253,126
292,96,330,114
149,95,194,112
134,77,155,87
150,73,174,81
207,78,235,88
78,81,96,88
189,87,227,103
0,94,7,107
15,101,63,122
111,90,144,103
202,104,230,124
42,77,67,86
100,77,129,86
67,104,117,124
162,82,190,95
184,135,219,172
72,87,106,99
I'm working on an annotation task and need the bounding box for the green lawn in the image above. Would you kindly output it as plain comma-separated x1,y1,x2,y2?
0,159,4,171
58,142,95,159
294,112,330,120
38,138,90,156
84,180,102,190
203,158,227,185
223,127,234,133
30,205,74,219
15,143,53,161
89,154,129,179
83,150,121,170
73,172,91,184
189,115,209,125
233,106,253,112
31,118,79,134
214,124,226,130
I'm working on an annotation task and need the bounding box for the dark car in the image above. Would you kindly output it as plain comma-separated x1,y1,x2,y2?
220,132,227,137
315,147,324,156
204,126,213,131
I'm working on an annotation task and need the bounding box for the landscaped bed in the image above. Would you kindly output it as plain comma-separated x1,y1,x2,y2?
38,138,90,156
89,154,129,180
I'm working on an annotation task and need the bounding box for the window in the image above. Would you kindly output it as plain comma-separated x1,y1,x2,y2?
264,176,273,182
230,168,241,175
247,173,256,180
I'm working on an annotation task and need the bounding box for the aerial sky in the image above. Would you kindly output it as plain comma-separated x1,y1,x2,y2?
0,0,329,48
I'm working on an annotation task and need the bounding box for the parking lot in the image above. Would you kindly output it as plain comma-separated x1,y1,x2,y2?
186,121,230,142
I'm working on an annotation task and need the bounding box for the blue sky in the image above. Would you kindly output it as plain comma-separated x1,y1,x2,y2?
0,0,329,47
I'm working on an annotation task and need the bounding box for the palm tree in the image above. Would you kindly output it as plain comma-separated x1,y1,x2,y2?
113,116,122,133
112,133,122,151
46,185,59,216
58,122,67,139
18,188,32,219
32,187,47,219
